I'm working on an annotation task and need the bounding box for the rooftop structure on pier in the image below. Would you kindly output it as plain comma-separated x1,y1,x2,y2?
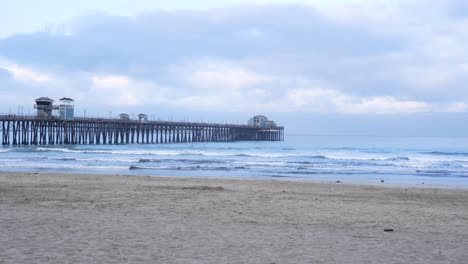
138,114,148,123
34,97,55,117
119,113,130,121
58,97,74,120
248,115,277,128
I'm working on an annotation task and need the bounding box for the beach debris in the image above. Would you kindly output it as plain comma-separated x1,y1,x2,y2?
381,180,385,183
384,228,394,232
336,181,342,183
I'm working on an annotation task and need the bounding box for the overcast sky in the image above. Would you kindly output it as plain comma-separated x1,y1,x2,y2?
1,0,467,136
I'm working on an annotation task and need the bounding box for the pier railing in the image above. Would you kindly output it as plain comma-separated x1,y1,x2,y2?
0,115,284,145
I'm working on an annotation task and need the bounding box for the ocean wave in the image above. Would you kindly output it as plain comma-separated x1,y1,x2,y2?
0,158,26,163
178,153,206,156
287,161,312,165
76,157,137,163
416,169,451,174
283,170,379,176
425,151,468,157
32,156,137,163
242,161,289,166
36,147,76,153
234,154,251,157
415,169,468,174
385,156,410,161
31,148,392,160
224,147,247,150
36,148,118,155
322,154,388,161
304,155,328,159
130,165,146,170
414,170,455,177
188,159,229,165
281,147,296,151
55,157,77,161
32,148,266,158
31,156,49,160
136,158,229,165
210,166,231,171
129,165,233,171
282,170,320,175
270,175,297,178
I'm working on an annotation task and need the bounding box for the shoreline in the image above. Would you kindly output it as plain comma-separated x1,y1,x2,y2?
2,170,468,190
1,171,468,263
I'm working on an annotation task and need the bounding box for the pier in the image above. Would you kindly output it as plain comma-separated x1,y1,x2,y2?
0,115,284,146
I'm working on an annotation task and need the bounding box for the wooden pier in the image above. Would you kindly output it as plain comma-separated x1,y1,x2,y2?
0,115,284,146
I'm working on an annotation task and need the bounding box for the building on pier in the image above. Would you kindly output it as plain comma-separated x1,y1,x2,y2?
138,114,148,123
58,97,74,120
248,115,277,128
34,97,55,117
119,113,130,121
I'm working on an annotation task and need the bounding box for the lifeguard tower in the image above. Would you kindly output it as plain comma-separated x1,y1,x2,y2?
34,97,55,117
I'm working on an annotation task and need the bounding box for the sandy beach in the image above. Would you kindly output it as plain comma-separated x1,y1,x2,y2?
1,172,467,264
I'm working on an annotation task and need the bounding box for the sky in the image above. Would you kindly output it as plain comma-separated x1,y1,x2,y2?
1,0,468,136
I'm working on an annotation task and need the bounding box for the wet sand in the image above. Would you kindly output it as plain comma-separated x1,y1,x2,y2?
1,171,467,264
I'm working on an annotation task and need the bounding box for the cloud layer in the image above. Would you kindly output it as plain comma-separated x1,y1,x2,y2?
0,1,467,119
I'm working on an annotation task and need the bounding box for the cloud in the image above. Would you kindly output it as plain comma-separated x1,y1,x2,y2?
90,74,168,107
0,2,467,117
287,87,432,114
444,102,468,113
342,97,431,115
189,66,272,90
0,63,53,83
91,75,131,88
171,59,274,92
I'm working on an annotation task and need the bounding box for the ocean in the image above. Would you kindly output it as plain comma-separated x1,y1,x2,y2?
1,135,468,187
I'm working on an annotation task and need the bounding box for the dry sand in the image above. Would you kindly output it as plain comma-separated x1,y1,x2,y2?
1,172,468,264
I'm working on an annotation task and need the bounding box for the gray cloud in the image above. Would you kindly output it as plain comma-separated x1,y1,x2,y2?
0,5,402,68
0,2,467,119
